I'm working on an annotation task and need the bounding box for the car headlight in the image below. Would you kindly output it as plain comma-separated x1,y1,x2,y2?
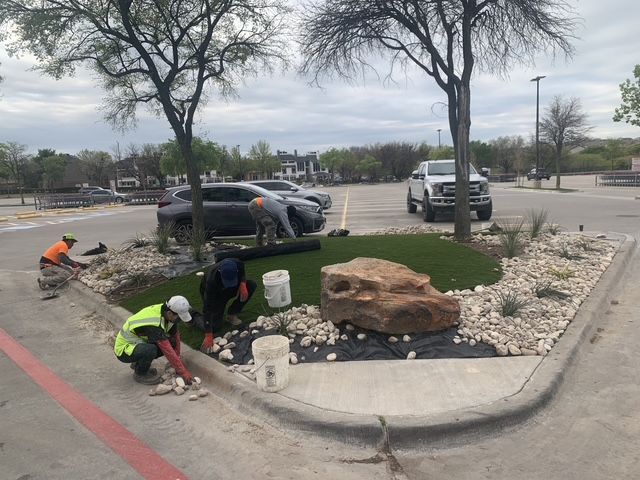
297,204,319,213
431,183,443,195
480,182,489,194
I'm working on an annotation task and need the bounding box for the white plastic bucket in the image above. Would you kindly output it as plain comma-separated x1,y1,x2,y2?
262,269,291,308
251,335,290,392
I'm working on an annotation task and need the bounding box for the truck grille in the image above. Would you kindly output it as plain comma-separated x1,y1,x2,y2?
442,182,481,197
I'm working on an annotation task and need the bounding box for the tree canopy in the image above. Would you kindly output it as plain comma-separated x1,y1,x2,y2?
613,65,640,128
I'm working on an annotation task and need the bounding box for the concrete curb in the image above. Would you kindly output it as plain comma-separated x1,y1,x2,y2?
66,233,637,450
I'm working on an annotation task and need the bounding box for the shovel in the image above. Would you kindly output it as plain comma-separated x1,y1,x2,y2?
41,273,76,300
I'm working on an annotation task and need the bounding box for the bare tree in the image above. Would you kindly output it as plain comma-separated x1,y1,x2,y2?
1,0,291,238
299,0,576,240
540,96,591,188
0,141,30,204
77,150,113,186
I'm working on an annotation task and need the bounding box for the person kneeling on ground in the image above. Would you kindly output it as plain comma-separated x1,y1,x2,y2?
114,295,195,385
38,232,88,290
194,258,256,353
247,196,297,246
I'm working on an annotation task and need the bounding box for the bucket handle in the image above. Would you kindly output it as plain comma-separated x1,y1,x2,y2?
264,289,279,300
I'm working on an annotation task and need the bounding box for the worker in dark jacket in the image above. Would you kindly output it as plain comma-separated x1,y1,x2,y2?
248,196,297,246
114,296,195,385
38,232,88,289
194,258,257,353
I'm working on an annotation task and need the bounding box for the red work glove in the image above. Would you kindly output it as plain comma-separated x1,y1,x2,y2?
200,332,214,353
238,281,249,302
157,339,193,384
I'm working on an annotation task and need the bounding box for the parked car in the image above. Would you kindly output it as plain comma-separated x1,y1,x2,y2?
527,168,551,180
89,189,128,204
247,180,332,210
78,186,107,194
156,183,326,243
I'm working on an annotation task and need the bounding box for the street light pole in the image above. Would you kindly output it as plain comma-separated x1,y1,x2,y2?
437,129,442,149
530,75,546,188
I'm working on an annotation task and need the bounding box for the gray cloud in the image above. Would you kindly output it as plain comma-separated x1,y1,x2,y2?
0,0,638,157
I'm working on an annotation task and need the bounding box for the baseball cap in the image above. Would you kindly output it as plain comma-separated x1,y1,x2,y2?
63,233,78,242
166,296,192,322
218,259,239,288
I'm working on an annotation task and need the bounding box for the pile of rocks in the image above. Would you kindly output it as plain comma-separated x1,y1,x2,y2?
447,232,615,355
365,224,447,235
148,364,210,400
79,245,174,295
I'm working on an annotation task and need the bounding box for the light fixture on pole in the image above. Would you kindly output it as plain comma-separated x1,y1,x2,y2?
530,75,546,185
437,129,442,149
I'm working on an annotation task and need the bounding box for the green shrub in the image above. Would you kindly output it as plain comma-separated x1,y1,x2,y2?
527,209,548,239
496,290,529,317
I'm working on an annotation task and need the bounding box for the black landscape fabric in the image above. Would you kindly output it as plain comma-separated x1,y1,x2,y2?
206,323,496,364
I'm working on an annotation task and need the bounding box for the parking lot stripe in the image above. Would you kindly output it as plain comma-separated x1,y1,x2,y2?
340,187,350,230
0,327,189,480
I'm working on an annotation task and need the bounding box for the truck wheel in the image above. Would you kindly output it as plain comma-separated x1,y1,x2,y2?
407,191,417,213
422,196,436,222
477,201,493,221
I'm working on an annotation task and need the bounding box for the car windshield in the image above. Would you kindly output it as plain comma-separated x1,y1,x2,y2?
428,162,478,175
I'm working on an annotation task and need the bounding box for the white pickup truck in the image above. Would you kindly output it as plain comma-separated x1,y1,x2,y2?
407,159,492,222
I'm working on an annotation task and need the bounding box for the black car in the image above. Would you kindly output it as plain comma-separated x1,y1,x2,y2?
156,183,326,242
527,168,551,180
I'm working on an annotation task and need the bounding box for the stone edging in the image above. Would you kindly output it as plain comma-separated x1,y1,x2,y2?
66,234,636,450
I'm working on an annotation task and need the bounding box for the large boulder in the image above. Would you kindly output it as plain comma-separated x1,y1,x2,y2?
321,257,460,334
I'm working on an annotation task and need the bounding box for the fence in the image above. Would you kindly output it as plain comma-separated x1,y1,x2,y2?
595,173,640,187
35,193,93,210
126,190,165,204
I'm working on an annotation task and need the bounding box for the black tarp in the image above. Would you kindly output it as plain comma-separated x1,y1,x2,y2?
205,324,496,364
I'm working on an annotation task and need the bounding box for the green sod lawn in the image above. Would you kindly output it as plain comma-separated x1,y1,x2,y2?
119,233,502,350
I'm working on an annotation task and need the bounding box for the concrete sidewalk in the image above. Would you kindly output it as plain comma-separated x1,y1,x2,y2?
65,233,637,450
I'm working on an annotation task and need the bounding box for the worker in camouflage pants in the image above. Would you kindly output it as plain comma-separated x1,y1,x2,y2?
248,197,296,246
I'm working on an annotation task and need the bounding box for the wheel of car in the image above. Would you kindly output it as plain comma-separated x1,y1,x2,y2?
407,191,417,213
277,217,303,238
477,201,493,221
422,196,436,222
115,197,123,204
174,221,193,244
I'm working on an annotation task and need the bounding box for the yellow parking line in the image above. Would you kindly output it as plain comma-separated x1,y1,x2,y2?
340,187,350,230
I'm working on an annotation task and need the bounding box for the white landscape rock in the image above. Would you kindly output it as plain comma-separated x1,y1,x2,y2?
218,350,234,362
326,353,337,362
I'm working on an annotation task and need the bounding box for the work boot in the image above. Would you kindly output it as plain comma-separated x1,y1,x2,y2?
227,314,242,326
37,278,49,290
132,367,162,385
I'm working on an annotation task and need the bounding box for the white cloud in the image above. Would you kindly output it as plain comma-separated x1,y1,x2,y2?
0,0,638,156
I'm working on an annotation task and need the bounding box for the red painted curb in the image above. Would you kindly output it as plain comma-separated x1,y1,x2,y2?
0,327,188,480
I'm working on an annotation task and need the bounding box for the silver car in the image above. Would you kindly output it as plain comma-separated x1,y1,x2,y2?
247,180,332,210
89,189,128,204
156,183,326,242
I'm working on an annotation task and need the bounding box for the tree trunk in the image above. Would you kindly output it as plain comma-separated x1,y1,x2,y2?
453,84,471,241
178,139,204,239
555,147,562,189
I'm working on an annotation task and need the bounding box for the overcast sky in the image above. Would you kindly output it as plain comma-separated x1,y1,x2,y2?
0,0,638,157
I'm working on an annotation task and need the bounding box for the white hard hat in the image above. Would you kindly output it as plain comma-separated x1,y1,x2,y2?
166,295,192,322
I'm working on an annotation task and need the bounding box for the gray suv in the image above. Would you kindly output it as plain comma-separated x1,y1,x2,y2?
156,183,326,242
247,180,332,210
